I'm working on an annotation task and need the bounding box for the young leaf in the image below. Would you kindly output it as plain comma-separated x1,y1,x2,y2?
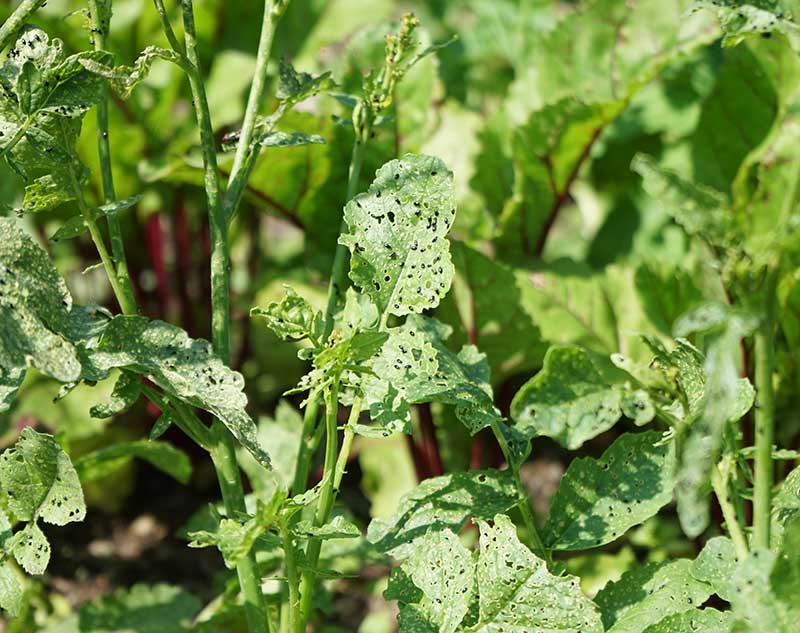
50,214,88,241
366,469,518,558
8,521,50,575
258,131,325,148
543,431,676,550
89,371,141,418
74,440,192,485
339,154,456,318
292,515,360,541
511,345,625,450
90,315,270,468
594,559,714,633
23,173,75,214
149,411,174,441
0,427,86,525
250,286,323,345
98,193,142,217
275,59,334,107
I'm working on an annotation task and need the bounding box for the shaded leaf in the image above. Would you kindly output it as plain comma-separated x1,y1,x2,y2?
89,371,141,418
74,440,192,485
690,536,738,600
544,432,677,550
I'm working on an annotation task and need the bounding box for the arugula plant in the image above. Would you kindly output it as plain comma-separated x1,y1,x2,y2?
1,1,800,633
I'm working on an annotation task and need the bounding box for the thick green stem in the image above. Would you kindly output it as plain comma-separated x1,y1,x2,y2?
297,378,341,626
225,0,288,221
153,3,270,632
752,269,778,550
281,526,300,633
87,0,137,316
0,0,46,52
711,460,749,559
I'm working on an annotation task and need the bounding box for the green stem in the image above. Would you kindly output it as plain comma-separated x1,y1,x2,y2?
290,135,367,496
139,383,210,448
0,0,46,52
711,460,749,559
752,268,778,550
0,114,34,160
281,525,300,633
87,0,137,316
333,397,362,491
224,0,288,221
154,3,270,632
489,420,550,564
297,377,341,627
60,125,135,315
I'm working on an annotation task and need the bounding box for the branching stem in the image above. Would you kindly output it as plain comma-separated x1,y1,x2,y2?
711,458,749,559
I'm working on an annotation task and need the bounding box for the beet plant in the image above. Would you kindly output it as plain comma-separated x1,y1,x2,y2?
1,1,800,632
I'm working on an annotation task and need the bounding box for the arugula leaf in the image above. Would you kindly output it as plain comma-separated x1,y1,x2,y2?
0,217,101,410
78,583,201,633
90,315,270,468
89,371,141,418
726,549,795,632
640,608,732,633
74,440,192,485
339,154,456,319
0,427,85,525
292,515,360,541
511,345,626,450
0,561,23,618
772,463,800,547
275,59,334,107
692,1,800,52
690,536,738,600
594,559,714,633
543,432,677,550
251,286,323,346
393,515,602,633
78,45,182,98
8,521,49,575
366,469,517,558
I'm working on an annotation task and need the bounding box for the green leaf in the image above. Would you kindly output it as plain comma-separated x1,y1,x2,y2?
366,469,518,558
472,515,602,633
771,516,800,608
400,529,474,633
0,427,86,525
510,345,624,450
238,401,302,493
690,536,738,600
594,559,714,633
772,463,800,547
0,217,92,410
692,1,800,52
78,583,201,633
50,214,88,242
632,153,734,245
188,515,266,570
0,561,23,617
74,440,192,485
149,411,174,441
362,316,500,438
275,59,334,106
293,515,360,541
673,304,756,538
98,194,142,217
89,372,141,418
8,521,50,575
78,45,183,98
339,154,456,318
543,431,677,550
250,286,323,345
22,173,75,214
90,315,270,468
726,549,795,632
640,608,732,633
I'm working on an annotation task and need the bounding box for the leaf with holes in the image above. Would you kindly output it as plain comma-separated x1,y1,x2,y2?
251,286,323,346
367,469,518,559
89,371,141,418
0,561,23,617
543,432,676,550
0,427,85,525
90,315,270,468
339,154,456,318
8,522,50,575
692,1,800,52
511,345,626,450
640,608,732,633
595,559,714,633
0,217,101,411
